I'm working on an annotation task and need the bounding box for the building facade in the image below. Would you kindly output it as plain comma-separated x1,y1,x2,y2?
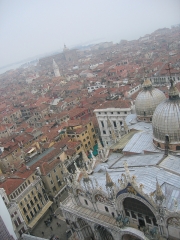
94,101,132,146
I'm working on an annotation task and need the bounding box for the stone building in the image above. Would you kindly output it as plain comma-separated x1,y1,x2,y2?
94,100,132,146
60,79,180,240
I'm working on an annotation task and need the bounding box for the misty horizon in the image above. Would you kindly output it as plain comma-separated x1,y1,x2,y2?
1,0,180,69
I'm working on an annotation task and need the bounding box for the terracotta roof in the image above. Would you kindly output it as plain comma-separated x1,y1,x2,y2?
0,178,24,195
66,141,81,149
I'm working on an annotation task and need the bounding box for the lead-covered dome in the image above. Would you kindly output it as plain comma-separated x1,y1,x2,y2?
152,81,180,152
135,79,166,122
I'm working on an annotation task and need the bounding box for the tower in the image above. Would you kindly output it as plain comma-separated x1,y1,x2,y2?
53,59,60,77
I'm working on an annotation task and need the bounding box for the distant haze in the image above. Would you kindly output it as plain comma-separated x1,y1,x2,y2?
0,0,180,68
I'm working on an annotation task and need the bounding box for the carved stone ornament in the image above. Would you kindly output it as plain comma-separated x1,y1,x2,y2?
76,189,85,197
168,217,180,227
95,194,111,204
127,186,137,195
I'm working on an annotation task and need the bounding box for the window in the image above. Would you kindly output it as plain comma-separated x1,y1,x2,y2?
31,191,34,195
101,121,104,127
52,186,57,192
20,202,23,206
120,121,122,125
58,181,61,186
34,196,38,202
48,174,51,178
56,175,59,180
117,112,120,114
124,111,127,114
30,200,34,206
51,180,54,184
28,180,30,184
30,211,34,218
17,217,21,225
84,199,88,205
14,220,18,228
27,204,30,210
104,112,107,114
125,209,130,217
105,206,109,212
103,130,106,134
24,197,27,202
112,212,115,217
91,128,94,132
37,204,41,210
113,121,117,128
111,112,113,114
131,211,136,219
54,169,56,173
146,216,151,224
23,208,27,214
99,112,101,114
33,207,37,214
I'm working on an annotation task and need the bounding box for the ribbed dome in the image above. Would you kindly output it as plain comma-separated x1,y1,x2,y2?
152,80,180,150
135,80,166,122
152,99,180,144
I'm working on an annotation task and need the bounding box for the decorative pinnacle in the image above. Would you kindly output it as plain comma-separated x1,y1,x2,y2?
106,171,114,187
166,63,173,87
155,178,165,201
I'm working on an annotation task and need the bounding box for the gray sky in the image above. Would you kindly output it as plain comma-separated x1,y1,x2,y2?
0,0,180,68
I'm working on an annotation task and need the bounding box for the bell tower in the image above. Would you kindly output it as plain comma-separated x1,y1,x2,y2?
53,59,60,77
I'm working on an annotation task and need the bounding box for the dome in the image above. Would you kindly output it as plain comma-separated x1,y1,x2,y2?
152,80,180,152
135,79,166,122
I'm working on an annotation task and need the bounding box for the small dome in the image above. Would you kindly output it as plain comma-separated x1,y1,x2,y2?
152,81,180,152
135,79,166,122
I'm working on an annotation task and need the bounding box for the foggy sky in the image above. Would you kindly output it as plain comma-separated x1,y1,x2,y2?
0,0,180,68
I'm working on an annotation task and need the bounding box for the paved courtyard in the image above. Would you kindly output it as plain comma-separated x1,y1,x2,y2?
30,190,69,240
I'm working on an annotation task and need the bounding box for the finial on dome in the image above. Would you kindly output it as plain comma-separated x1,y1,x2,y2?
166,63,179,100
143,78,152,89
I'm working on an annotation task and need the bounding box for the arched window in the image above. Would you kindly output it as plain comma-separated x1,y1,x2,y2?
96,225,114,240
105,206,109,212
123,197,155,219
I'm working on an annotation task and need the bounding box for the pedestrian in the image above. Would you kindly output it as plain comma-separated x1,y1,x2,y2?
42,231,44,236
50,226,53,231
56,222,59,226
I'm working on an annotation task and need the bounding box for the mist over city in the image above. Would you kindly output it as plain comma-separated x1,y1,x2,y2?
0,1,180,240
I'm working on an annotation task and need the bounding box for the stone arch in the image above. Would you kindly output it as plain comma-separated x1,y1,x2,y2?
121,233,141,240
94,224,114,240
165,214,180,225
75,217,95,240
116,193,158,226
